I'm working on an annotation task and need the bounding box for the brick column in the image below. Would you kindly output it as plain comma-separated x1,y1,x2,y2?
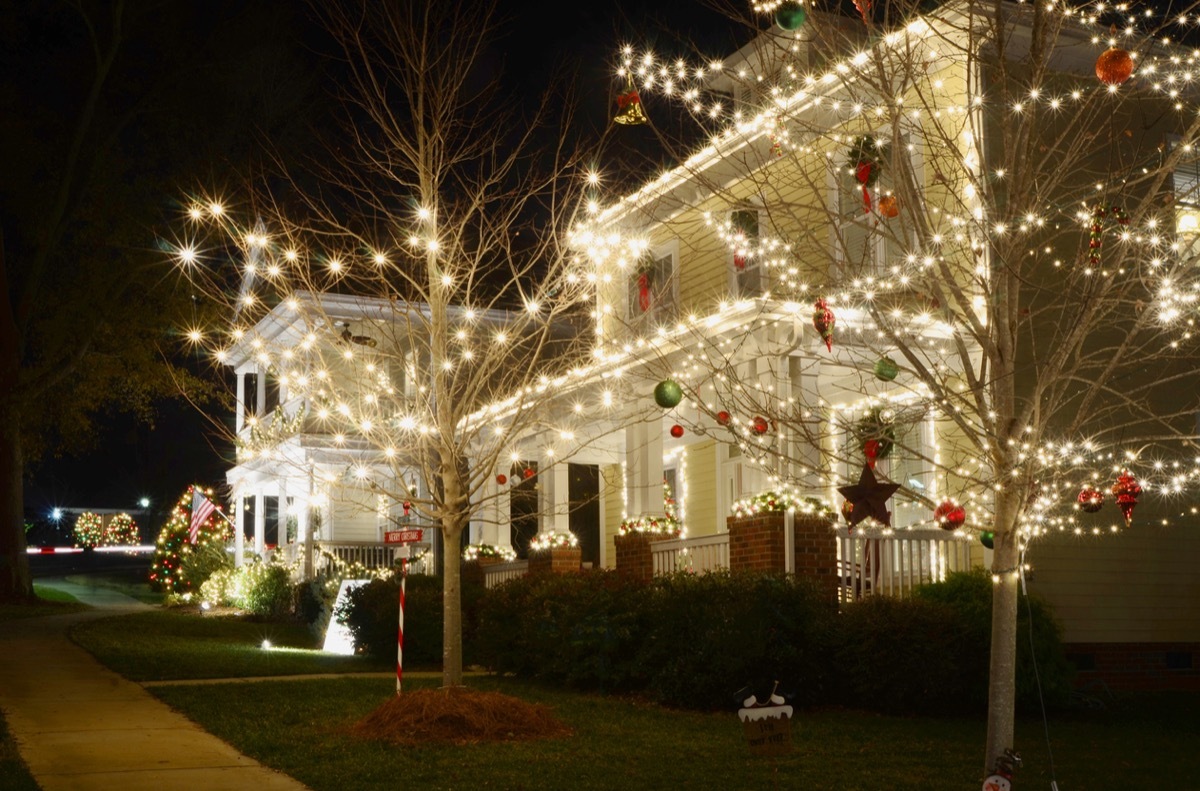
728,512,837,600
791,513,838,602
528,547,582,575
615,533,654,581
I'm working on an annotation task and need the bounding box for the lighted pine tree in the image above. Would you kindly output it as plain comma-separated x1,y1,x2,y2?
72,512,103,548
102,513,139,546
149,486,229,594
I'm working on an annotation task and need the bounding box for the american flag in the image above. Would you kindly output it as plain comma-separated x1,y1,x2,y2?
190,489,216,544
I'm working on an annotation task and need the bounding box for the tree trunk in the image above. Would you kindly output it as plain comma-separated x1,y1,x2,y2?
984,489,1021,772
441,517,463,688
0,409,32,603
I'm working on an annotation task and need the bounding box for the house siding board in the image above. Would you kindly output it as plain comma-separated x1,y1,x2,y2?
685,440,719,536
602,463,623,569
1029,525,1200,643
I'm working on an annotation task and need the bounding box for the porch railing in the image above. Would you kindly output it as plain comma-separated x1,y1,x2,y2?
482,560,530,589
311,540,434,576
835,528,973,602
652,533,731,576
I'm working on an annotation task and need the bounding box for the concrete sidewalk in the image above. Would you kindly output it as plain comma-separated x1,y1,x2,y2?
0,591,310,791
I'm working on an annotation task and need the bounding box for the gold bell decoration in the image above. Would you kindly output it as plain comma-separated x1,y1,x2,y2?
613,79,648,126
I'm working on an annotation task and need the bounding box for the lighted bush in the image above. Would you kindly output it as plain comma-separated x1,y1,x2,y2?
180,539,233,590
196,561,294,619
73,512,104,548
102,513,139,545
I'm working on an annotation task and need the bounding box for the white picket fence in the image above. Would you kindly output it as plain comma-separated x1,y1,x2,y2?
834,527,974,602
482,560,531,589
651,533,731,575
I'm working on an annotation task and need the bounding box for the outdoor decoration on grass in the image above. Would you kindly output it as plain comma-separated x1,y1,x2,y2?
149,485,230,594
838,464,900,530
462,543,517,562
529,531,579,551
72,512,103,548
351,687,572,745
102,512,139,545
982,748,1022,791
737,681,793,757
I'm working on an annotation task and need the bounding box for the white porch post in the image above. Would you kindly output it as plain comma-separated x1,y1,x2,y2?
254,490,265,556
233,491,245,567
235,371,246,433
278,477,289,544
539,461,571,534
625,419,665,517
472,471,505,546
256,368,267,416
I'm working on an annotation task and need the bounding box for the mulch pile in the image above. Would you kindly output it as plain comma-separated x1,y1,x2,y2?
350,687,574,745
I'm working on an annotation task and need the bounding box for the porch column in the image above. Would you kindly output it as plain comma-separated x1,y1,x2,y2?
235,371,246,433
254,490,265,556
256,368,267,416
233,490,245,567
539,461,571,534
625,418,664,517
278,477,289,545
472,471,507,546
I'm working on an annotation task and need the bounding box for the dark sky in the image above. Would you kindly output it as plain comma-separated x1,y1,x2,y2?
19,0,743,525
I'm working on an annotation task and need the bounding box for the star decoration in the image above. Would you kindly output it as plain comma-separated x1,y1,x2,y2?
838,463,901,529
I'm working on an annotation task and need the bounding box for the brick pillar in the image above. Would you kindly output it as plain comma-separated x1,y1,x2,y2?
461,556,504,588
614,533,654,581
791,513,838,602
528,547,582,575
728,512,837,600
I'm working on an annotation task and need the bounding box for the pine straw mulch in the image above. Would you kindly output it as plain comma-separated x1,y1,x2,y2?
350,687,574,746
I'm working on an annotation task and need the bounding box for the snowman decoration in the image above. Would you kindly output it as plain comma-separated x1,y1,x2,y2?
982,749,1022,791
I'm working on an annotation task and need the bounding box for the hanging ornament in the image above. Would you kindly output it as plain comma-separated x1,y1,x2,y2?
340,327,378,348
654,379,684,409
775,2,807,30
524,468,536,480
637,271,651,312
847,136,883,214
863,439,881,469
877,194,900,219
496,474,508,486
670,424,685,439
402,501,412,517
613,78,649,125
812,298,835,352
979,530,995,550
873,357,899,382
1077,486,1104,513
852,0,872,23
716,410,731,426
733,251,748,271
752,416,769,435
840,499,855,523
838,464,900,529
1085,204,1129,265
933,500,966,531
1095,46,1134,86
857,409,895,469
1111,470,1142,526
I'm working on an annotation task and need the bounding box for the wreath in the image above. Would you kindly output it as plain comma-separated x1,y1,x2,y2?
846,135,887,213
853,408,896,464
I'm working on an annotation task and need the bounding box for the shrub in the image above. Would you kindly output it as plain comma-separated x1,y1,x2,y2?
196,560,295,620
914,569,1073,710
180,539,234,591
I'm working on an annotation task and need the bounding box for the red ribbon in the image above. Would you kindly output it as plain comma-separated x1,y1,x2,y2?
856,161,873,214
617,90,641,110
638,273,650,312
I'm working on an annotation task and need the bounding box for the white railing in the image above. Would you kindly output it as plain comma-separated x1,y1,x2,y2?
313,540,434,575
652,533,731,576
835,528,974,602
482,560,530,589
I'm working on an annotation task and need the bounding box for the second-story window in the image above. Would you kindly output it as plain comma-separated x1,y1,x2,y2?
730,208,765,297
833,134,920,276
628,246,678,328
1171,137,1200,237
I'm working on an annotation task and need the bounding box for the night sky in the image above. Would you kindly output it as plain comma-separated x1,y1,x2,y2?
12,1,742,529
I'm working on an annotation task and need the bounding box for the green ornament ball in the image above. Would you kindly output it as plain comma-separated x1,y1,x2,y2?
654,379,684,409
980,530,995,550
873,356,899,382
775,3,807,31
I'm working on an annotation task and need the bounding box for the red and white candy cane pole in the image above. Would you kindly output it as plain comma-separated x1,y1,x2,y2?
396,553,408,695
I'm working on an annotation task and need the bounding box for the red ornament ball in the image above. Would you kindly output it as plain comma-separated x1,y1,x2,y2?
1077,486,1104,513
1096,47,1133,86
670,424,685,438
496,474,508,486
716,410,731,426
933,500,966,531
523,468,535,479
752,416,769,434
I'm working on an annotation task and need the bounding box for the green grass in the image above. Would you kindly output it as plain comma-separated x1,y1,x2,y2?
63,571,163,605
0,710,39,791
0,591,90,623
71,609,390,681
149,677,1198,791
31,584,80,604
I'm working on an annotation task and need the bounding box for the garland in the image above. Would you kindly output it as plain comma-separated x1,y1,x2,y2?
730,491,835,519
462,543,518,562
530,532,579,551
618,513,682,537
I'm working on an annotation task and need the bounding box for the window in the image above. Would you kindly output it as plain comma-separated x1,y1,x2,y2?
832,134,920,276
729,208,765,297
628,247,678,327
1171,137,1200,236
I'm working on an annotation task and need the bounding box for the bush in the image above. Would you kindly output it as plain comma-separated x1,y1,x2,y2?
196,561,295,620
914,569,1073,711
337,573,485,666
180,540,234,591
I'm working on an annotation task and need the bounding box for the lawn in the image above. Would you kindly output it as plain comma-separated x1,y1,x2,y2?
0,710,39,791
0,588,89,623
71,609,391,681
63,570,163,605
149,676,1197,791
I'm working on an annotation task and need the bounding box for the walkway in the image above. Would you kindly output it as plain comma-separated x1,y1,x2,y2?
0,580,310,791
